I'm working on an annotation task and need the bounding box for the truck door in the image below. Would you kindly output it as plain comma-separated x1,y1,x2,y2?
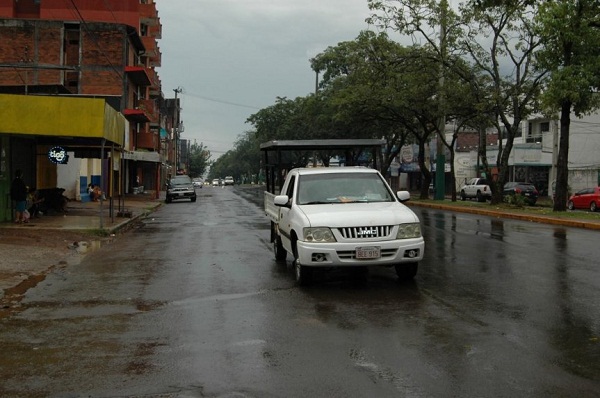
278,174,296,253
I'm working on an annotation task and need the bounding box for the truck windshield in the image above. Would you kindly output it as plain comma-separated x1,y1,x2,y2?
297,173,394,205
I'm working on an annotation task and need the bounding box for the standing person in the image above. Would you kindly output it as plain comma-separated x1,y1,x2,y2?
10,169,28,224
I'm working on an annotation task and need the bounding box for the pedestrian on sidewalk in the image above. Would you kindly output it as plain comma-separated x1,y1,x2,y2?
10,169,28,224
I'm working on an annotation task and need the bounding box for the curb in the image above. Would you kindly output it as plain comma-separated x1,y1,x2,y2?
409,201,600,230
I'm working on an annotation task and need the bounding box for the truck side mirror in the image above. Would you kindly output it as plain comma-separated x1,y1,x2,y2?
397,191,411,202
274,195,290,207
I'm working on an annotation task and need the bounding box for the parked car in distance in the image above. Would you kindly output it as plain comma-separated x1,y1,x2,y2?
568,187,600,212
224,176,234,186
460,177,492,202
503,182,539,205
212,178,220,187
165,175,197,203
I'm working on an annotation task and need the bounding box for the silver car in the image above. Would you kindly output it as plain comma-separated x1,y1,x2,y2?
166,175,197,203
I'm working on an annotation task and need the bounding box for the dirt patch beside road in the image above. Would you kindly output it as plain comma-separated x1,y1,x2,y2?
0,227,97,250
0,227,117,318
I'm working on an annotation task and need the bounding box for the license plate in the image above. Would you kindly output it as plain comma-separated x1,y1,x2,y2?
178,193,184,196
356,246,380,259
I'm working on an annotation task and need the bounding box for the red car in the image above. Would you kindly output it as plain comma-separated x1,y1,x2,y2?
568,187,600,212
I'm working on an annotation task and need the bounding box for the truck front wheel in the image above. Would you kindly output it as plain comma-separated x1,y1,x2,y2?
395,263,418,280
274,236,287,262
294,260,313,286
293,242,312,286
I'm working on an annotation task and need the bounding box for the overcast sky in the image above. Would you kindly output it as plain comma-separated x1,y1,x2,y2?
157,0,375,158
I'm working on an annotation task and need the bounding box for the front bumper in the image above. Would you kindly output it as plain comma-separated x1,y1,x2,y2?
296,238,424,267
167,190,196,199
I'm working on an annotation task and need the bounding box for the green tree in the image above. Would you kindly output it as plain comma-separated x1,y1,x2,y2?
188,141,211,178
535,0,600,211
368,0,548,204
311,32,437,192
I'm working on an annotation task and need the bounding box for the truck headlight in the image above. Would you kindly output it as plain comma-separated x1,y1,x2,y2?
304,227,336,243
396,223,421,239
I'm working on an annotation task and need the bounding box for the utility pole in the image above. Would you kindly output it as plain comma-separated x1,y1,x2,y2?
434,0,448,200
173,87,182,174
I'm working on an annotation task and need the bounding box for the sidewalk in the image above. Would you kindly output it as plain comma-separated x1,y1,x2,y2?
0,192,164,233
0,193,164,309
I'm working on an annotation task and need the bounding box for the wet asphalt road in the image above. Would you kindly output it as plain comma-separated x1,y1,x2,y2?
0,186,599,397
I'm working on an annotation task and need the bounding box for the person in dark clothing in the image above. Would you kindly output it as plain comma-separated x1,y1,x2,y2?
27,186,44,218
10,169,28,223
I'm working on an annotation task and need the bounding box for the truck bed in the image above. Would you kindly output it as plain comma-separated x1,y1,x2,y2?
264,191,278,222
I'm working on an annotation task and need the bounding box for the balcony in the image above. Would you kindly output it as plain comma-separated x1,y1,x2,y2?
149,46,161,68
149,22,162,39
124,66,151,86
141,36,158,57
124,98,158,125
123,108,150,123
136,131,159,151
139,2,159,26
146,68,161,97
138,99,158,124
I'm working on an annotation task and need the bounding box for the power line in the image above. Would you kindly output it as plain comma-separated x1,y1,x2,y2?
184,91,261,110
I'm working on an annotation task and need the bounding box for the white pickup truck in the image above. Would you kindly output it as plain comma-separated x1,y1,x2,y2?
265,167,425,285
459,177,492,202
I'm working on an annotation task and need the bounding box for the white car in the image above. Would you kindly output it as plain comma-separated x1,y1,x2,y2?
460,177,492,202
224,176,234,186
266,167,424,285
212,178,220,187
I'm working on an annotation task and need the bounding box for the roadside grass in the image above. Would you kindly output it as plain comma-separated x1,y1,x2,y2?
411,196,600,222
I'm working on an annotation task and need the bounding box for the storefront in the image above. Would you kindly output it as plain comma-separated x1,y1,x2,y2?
0,94,125,222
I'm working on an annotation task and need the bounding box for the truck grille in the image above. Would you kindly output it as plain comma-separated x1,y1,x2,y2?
338,225,393,239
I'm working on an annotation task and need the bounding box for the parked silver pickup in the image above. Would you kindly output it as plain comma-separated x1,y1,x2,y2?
460,177,492,202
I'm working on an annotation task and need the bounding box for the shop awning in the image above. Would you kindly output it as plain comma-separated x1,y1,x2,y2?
0,94,126,147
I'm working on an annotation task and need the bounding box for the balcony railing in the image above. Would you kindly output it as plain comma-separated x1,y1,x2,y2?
139,2,159,26
138,99,158,124
136,131,159,151
124,66,151,86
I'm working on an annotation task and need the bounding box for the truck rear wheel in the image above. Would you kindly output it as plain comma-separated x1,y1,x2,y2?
395,263,418,280
476,191,484,202
274,236,287,262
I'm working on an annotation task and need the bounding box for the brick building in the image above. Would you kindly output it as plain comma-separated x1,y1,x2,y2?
0,0,173,221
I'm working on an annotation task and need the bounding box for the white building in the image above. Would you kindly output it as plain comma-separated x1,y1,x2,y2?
453,113,599,196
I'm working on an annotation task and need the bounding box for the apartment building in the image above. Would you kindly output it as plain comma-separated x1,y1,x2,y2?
0,0,173,221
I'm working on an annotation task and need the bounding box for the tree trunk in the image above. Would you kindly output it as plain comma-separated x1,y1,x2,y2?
553,101,571,211
417,139,432,199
